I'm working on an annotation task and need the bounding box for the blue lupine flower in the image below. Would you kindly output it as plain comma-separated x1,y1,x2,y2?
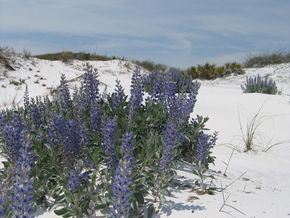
112,80,125,112
196,131,217,164
56,74,73,113
101,118,118,170
67,169,81,193
0,112,6,130
30,98,42,128
160,121,180,173
0,195,4,217
196,132,209,163
89,103,101,132
2,113,26,162
47,113,65,146
111,159,133,218
168,87,198,127
61,120,87,167
11,133,35,218
121,132,136,173
110,132,137,217
80,65,100,110
128,69,144,115
209,131,218,147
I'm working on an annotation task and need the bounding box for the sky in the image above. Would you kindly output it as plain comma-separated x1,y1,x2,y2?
0,0,290,67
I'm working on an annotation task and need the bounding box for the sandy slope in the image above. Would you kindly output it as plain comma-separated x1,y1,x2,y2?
1,58,290,217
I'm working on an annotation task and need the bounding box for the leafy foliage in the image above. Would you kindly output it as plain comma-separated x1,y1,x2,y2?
0,65,216,217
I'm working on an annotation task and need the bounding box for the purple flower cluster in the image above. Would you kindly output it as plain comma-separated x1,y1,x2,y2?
120,132,136,173
101,118,118,170
80,65,100,110
47,113,65,145
0,195,4,217
196,131,218,164
168,89,198,128
0,112,6,130
67,169,81,192
111,132,136,218
160,121,180,173
111,159,132,218
11,133,35,217
145,71,199,127
89,103,101,132
2,113,26,162
61,120,87,167
56,74,73,114
128,69,144,115
112,133,137,217
112,80,125,112
30,98,42,128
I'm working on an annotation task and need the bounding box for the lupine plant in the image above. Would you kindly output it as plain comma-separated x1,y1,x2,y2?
193,131,217,193
241,74,279,94
0,65,217,217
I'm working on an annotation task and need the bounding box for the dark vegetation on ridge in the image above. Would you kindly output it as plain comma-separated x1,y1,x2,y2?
2,46,290,80
244,52,290,68
33,51,245,80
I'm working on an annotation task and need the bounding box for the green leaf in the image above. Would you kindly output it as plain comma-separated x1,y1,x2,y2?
54,208,69,216
144,204,156,218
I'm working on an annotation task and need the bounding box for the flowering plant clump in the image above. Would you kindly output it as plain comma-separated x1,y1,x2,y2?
0,65,216,217
241,74,279,94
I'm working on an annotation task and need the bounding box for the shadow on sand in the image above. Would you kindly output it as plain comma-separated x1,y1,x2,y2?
161,200,205,216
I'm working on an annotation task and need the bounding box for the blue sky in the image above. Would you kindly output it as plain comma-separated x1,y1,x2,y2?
1,0,290,67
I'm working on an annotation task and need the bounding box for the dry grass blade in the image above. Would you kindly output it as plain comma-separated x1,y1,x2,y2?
239,102,267,151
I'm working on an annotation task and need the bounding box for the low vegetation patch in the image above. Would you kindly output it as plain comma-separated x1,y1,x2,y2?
186,62,245,80
34,51,117,63
241,74,279,95
244,52,290,68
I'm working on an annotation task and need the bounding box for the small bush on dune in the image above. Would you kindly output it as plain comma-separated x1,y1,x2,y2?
187,62,245,80
241,74,279,95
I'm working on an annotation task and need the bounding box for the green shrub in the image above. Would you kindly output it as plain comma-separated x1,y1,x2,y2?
187,62,244,80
